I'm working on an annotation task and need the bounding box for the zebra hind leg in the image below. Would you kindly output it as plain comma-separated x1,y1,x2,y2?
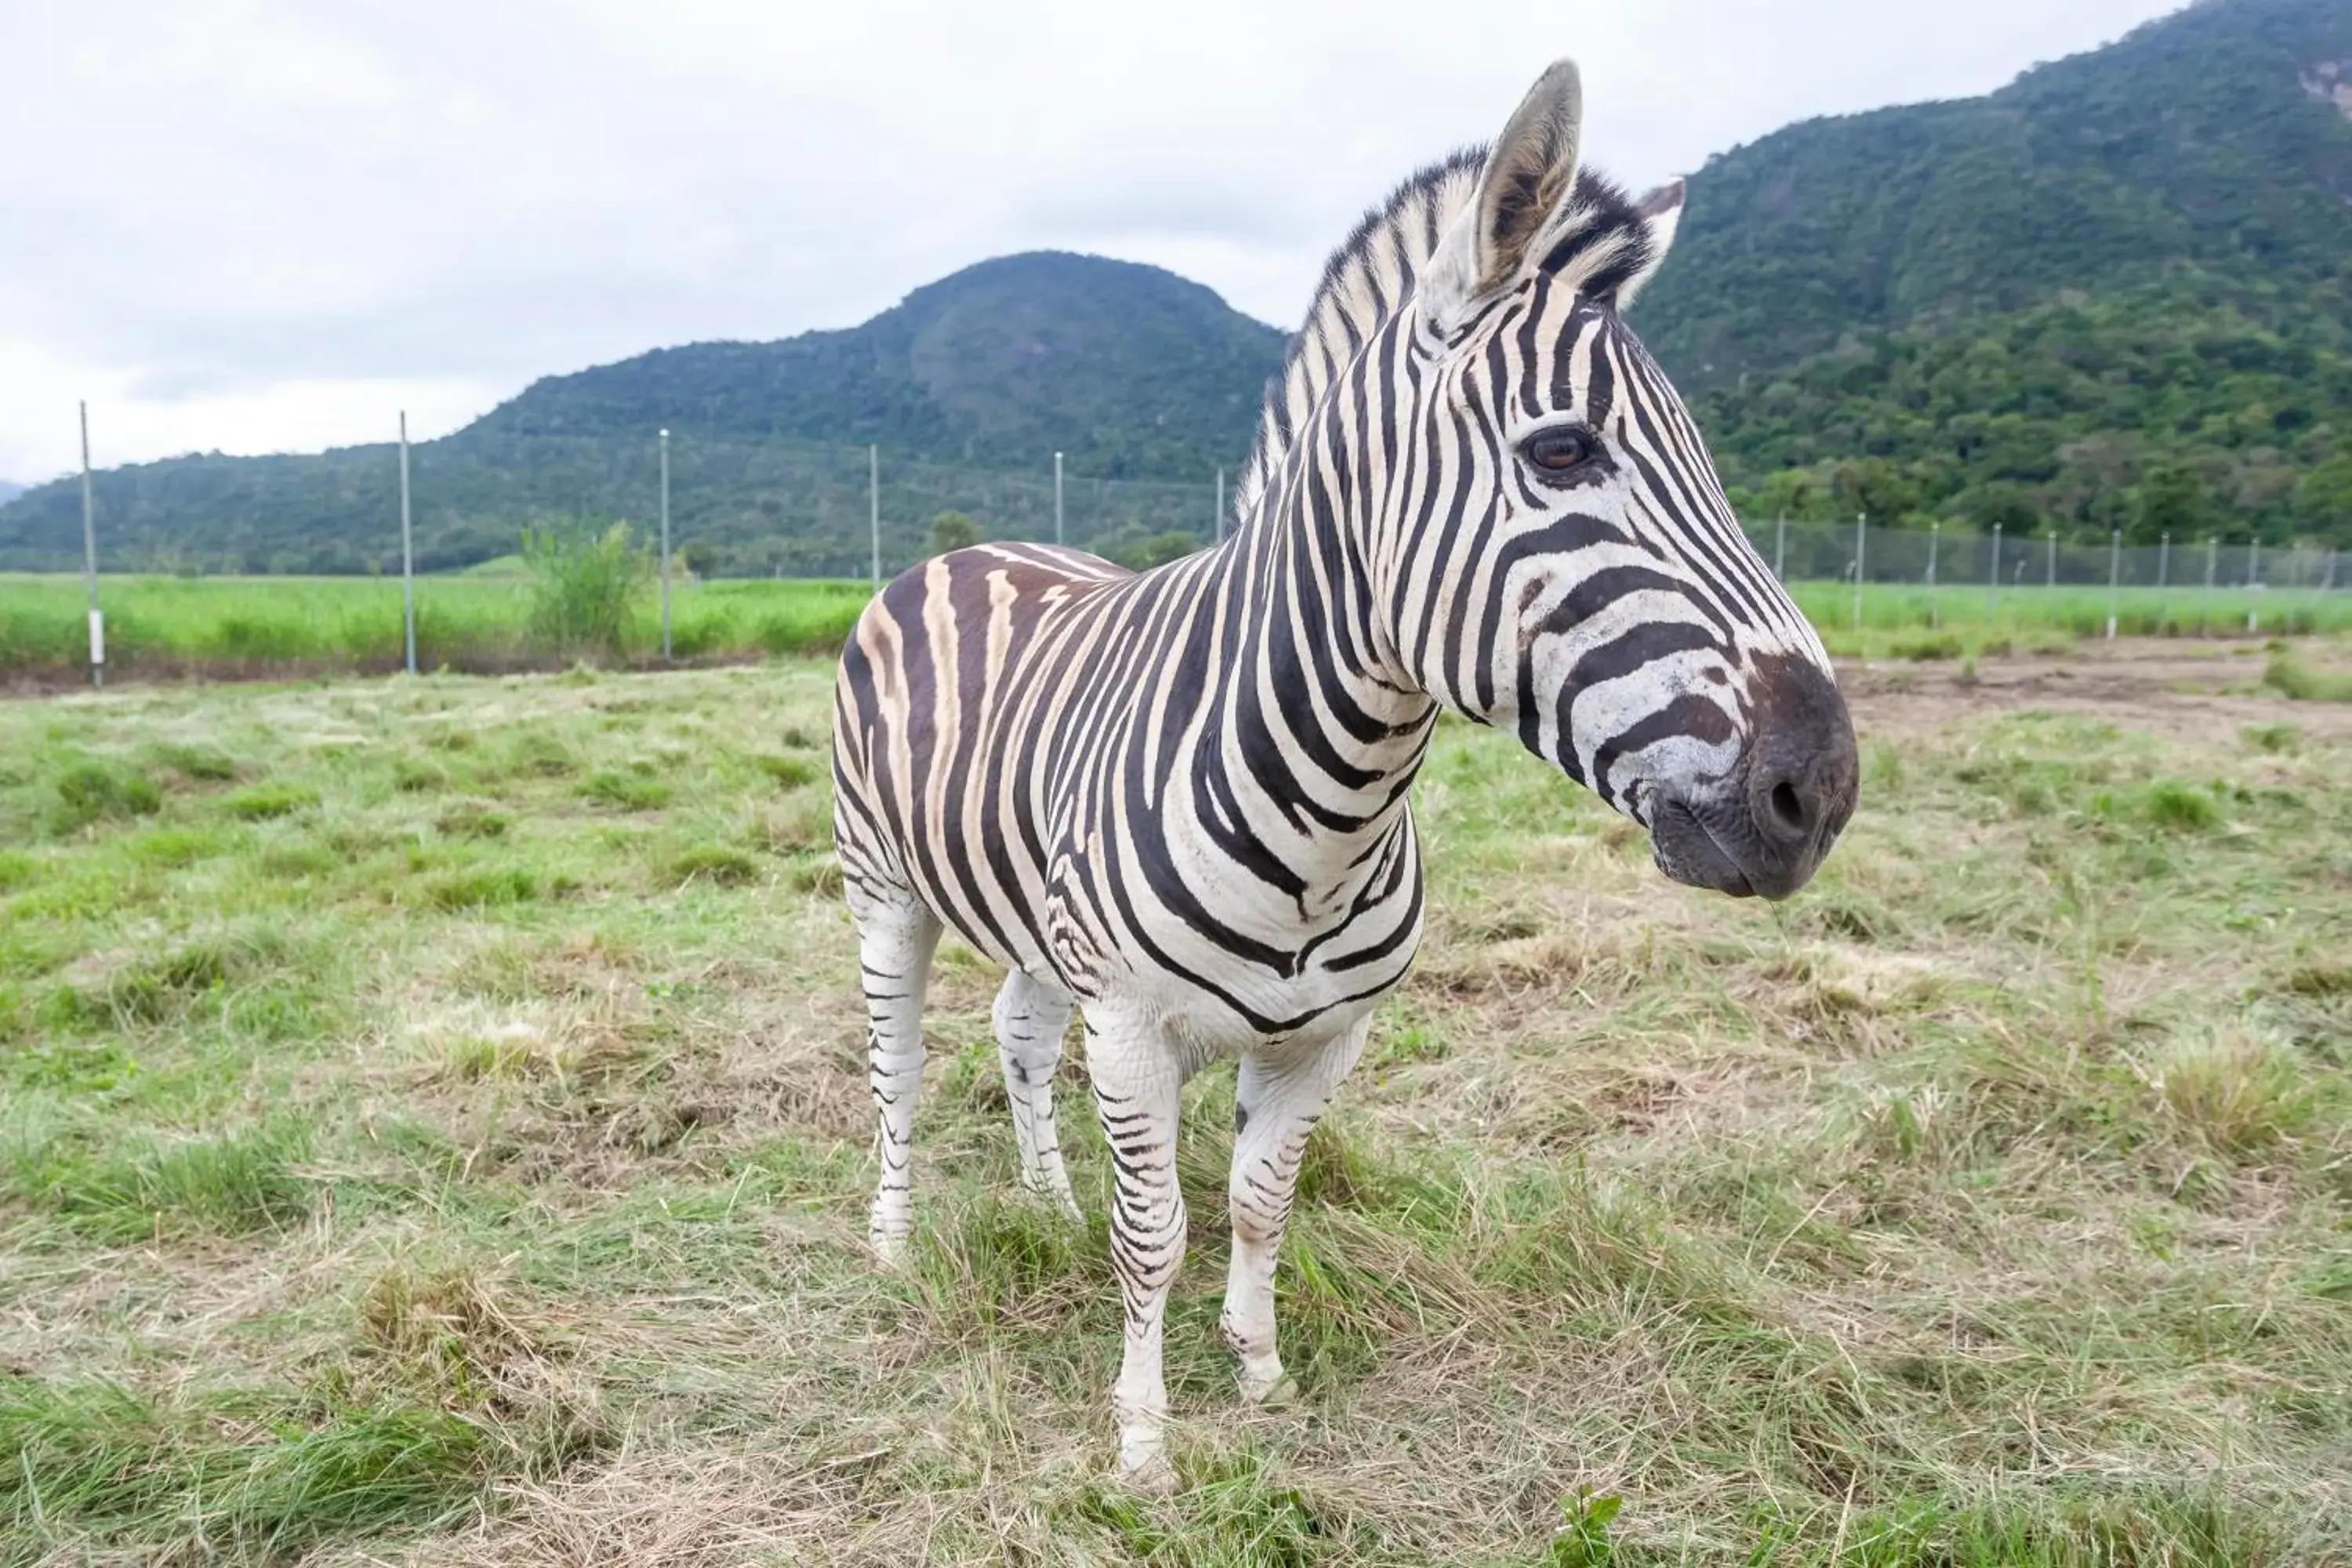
992,971,1082,1220
1083,1011,1186,1494
1221,1018,1372,1406
856,898,942,1264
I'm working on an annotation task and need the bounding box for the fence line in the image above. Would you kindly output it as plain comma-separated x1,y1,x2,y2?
30,412,2352,684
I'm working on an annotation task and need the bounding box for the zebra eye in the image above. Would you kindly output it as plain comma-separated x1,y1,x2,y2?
1522,427,1595,474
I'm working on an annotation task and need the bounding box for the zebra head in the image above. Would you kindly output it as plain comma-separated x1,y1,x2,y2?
1381,60,1857,900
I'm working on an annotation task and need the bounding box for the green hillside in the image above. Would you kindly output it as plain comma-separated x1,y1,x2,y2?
464,251,1283,477
1693,276,2352,544
1634,0,2352,544
1638,0,2352,390
0,254,1279,575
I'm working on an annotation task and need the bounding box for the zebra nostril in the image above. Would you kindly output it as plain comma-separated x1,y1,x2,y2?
1768,779,1807,835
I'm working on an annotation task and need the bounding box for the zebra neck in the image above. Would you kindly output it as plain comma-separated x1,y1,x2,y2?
1194,415,1438,904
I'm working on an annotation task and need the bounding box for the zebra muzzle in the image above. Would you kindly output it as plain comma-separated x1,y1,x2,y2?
1650,656,1858,901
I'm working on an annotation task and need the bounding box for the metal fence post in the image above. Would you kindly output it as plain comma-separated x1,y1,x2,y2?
658,427,673,661
1214,467,1225,542
1852,514,1865,632
1773,514,1787,581
1054,451,1065,547
2248,538,2260,634
2046,528,2056,590
868,444,880,590
399,411,416,677
2204,535,2218,638
2158,532,2170,636
1926,520,1940,630
1988,522,2002,616
79,401,102,688
2105,528,2121,641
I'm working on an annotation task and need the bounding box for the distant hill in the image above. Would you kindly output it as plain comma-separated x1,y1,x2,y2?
5,0,2351,572
471,251,1285,477
0,481,22,506
0,253,1283,575
1634,0,2352,543
1637,0,2352,392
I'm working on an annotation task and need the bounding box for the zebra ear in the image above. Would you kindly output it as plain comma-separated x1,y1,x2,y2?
1426,59,1584,328
1614,179,1686,309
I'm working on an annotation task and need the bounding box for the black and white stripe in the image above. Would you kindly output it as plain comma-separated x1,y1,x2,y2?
829,58,1857,1488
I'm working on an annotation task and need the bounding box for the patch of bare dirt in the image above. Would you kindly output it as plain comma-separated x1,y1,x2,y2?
1839,641,2352,744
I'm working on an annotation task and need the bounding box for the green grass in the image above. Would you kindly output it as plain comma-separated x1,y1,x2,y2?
0,651,2347,1562
3,1113,317,1241
0,1376,496,1555
0,572,871,681
1791,581,2352,657
2263,648,2352,702
4,570,2349,684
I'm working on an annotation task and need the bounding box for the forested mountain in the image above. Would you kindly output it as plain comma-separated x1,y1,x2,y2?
1639,0,2352,391
1637,0,2352,542
1689,278,2352,542
0,481,22,508
466,251,1284,477
0,255,1283,574
2,0,2349,572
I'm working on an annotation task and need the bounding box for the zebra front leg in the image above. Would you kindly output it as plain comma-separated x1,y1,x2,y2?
993,971,1082,1219
1221,1018,1371,1406
1083,1013,1186,1492
857,901,941,1263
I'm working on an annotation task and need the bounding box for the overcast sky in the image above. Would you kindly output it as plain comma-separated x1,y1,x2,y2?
0,0,2191,483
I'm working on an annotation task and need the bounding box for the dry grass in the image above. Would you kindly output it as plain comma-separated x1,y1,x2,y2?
2,642,2349,1564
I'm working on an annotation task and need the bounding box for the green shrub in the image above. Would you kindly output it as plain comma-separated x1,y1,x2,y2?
521,522,649,664
928,510,985,554
51,761,162,833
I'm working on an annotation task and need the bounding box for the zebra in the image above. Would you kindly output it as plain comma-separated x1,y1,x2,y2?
829,58,1859,1490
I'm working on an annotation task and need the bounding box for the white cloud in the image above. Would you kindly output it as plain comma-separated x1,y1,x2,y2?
0,0,2190,481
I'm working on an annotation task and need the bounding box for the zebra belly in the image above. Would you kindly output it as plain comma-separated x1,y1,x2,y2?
1042,870,1425,1065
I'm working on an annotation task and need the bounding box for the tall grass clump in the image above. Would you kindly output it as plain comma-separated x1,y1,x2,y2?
4,1115,317,1240
2263,648,2352,702
0,1374,496,1555
520,523,648,664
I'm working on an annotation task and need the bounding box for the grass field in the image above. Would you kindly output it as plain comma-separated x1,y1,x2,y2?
5,571,2351,685
2,644,2350,1564
1781,583,2352,649
0,574,871,684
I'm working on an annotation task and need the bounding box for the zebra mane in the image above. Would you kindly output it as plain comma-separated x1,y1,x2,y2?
1234,151,1658,524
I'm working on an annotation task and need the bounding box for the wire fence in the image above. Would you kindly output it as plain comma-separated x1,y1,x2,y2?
9,417,2350,684
1754,517,2346,637
12,419,2348,590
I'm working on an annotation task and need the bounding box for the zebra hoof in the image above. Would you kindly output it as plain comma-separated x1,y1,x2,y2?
1120,1450,1179,1497
1247,1372,1299,1408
